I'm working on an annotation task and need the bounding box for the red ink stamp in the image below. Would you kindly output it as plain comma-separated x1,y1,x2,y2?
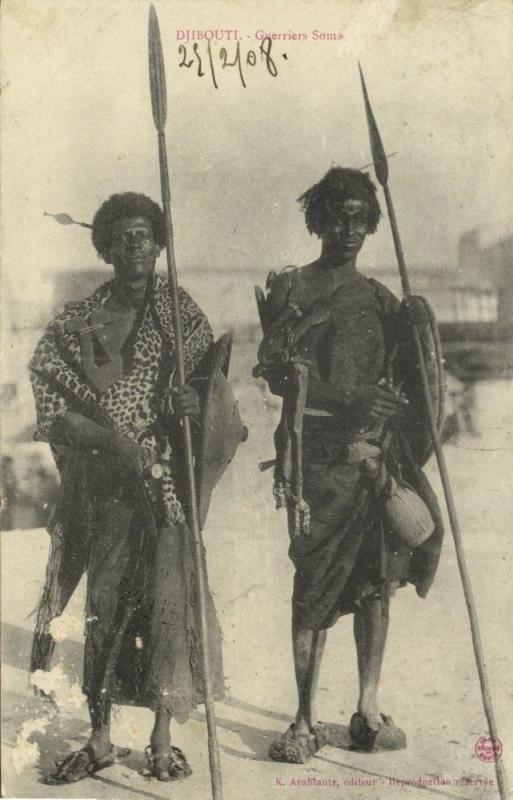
475,735,503,762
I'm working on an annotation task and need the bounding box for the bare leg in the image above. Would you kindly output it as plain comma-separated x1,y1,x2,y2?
148,707,191,782
292,621,327,735
82,695,112,758
150,707,172,755
353,593,389,730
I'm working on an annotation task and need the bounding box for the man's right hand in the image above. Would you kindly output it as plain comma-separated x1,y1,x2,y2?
356,384,409,424
111,438,145,479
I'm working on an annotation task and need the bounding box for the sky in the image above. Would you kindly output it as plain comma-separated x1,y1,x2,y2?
1,0,512,307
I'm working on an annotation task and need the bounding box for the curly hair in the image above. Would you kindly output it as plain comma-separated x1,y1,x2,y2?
298,167,381,237
91,192,166,260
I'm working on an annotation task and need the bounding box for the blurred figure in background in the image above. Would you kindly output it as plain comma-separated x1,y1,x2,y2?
1,455,18,531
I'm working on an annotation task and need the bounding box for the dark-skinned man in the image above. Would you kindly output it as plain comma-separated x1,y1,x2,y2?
30,192,223,783
256,168,443,762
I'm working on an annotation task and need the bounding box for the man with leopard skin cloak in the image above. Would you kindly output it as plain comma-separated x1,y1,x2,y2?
30,192,223,783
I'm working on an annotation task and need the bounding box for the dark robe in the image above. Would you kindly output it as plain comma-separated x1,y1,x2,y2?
264,270,444,631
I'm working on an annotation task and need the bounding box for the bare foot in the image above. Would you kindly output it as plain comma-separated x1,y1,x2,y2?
357,702,382,731
87,733,113,760
294,715,320,736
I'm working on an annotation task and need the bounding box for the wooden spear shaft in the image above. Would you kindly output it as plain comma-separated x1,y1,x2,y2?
148,7,223,799
359,65,509,800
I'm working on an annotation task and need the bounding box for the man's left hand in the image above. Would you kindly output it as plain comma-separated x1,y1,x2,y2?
171,384,200,418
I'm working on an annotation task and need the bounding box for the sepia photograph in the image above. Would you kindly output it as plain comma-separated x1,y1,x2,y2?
1,1,512,799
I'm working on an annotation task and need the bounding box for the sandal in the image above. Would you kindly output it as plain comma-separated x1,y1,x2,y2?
46,744,130,784
268,722,330,764
144,745,192,781
349,712,407,752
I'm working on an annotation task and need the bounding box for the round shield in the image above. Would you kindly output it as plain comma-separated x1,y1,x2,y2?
396,295,446,467
195,333,247,528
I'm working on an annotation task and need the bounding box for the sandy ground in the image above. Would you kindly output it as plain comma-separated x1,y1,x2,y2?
2,377,513,800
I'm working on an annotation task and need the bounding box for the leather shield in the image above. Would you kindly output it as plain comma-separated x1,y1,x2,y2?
195,332,247,528
397,296,446,467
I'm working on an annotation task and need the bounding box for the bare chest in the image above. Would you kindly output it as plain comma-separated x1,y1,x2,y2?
299,291,386,383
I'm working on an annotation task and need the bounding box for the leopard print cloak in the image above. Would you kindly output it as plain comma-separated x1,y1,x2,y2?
30,273,213,673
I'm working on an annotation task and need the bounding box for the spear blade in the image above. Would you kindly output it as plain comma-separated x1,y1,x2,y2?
148,4,167,132
358,62,388,186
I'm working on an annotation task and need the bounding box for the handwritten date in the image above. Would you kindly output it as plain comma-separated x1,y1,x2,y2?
178,38,279,88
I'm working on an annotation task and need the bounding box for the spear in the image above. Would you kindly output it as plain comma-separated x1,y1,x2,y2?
148,7,223,800
359,64,508,800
